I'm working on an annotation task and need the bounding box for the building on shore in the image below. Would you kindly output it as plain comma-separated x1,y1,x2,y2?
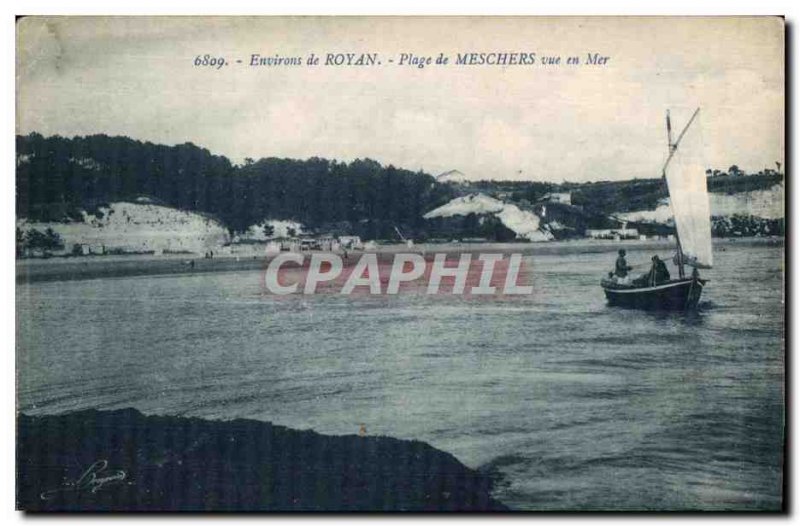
586,228,640,240
541,192,572,205
338,235,363,249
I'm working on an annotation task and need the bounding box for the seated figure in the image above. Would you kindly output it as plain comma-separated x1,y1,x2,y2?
633,255,671,287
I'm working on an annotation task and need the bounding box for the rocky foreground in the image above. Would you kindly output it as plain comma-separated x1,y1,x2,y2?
17,408,508,512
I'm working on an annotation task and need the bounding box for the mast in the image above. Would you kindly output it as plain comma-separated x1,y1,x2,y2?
662,108,699,279
666,110,675,154
664,111,684,277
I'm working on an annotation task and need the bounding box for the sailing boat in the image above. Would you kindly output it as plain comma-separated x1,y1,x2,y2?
601,108,712,310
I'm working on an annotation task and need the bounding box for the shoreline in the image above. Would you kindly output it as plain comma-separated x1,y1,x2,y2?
16,237,783,284
17,408,509,512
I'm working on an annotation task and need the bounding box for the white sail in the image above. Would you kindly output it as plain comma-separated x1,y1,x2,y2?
664,111,713,268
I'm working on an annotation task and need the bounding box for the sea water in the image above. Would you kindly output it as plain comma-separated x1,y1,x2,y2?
16,241,784,510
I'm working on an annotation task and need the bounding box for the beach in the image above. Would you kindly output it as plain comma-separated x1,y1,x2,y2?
15,237,782,284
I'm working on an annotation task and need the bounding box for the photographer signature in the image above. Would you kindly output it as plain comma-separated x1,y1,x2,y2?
40,460,126,501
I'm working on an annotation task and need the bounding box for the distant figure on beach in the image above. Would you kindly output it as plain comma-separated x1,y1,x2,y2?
359,424,367,437
189,260,195,270
614,249,633,284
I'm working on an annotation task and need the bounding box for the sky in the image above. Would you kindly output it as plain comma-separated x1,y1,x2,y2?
16,16,785,182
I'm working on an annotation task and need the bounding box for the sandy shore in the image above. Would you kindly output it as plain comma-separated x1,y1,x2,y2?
16,237,782,284
17,408,508,512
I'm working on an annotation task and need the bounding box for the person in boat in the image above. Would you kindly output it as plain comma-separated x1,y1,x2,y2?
614,249,633,284
634,255,671,286
651,255,671,284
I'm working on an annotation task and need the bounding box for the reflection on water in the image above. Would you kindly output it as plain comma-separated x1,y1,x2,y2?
17,242,784,510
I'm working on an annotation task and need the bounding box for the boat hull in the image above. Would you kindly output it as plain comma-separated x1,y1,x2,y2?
601,277,706,311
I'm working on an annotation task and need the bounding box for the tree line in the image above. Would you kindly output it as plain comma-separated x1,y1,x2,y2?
16,133,785,242
16,133,455,239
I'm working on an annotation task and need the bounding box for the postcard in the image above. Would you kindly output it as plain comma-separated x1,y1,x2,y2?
15,16,785,511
